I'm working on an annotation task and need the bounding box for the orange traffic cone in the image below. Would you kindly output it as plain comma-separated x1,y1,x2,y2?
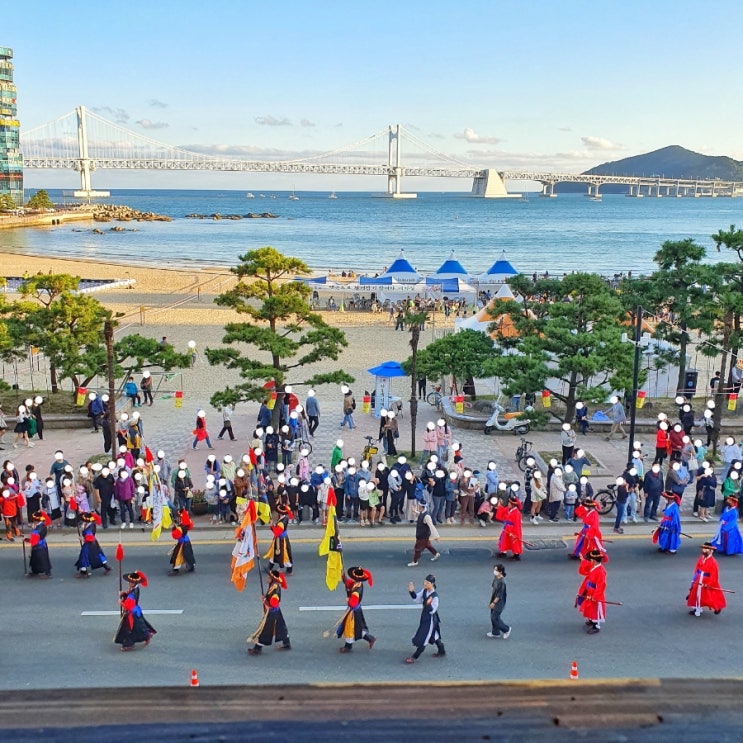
190,669,200,687
569,661,579,680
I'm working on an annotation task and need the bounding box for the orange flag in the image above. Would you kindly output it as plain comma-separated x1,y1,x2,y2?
231,500,257,592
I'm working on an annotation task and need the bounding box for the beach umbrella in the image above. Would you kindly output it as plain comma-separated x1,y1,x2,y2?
368,361,407,417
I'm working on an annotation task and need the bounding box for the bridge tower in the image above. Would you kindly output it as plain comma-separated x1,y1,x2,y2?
73,106,109,199
471,169,518,198
386,124,416,199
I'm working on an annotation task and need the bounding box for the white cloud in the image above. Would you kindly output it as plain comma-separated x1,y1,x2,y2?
255,115,292,126
148,99,168,109
454,127,501,145
137,119,169,130
300,119,315,128
581,136,624,151
92,106,130,124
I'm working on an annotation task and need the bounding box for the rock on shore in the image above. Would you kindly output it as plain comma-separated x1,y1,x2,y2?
92,204,172,222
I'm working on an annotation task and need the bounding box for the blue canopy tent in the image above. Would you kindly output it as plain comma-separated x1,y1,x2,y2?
477,250,518,283
359,275,393,285
293,275,328,284
433,251,470,280
380,250,421,283
367,360,407,418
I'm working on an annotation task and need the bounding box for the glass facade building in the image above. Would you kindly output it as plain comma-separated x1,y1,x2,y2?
0,46,22,206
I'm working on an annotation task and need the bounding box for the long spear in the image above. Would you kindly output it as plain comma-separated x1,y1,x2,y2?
115,542,124,615
21,537,28,576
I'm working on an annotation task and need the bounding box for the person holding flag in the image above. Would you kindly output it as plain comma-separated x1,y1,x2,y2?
318,487,343,591
74,512,112,578
264,503,293,575
687,542,727,617
25,510,52,577
114,570,156,651
337,566,376,653
147,464,172,541
247,569,292,655
168,510,196,576
231,500,261,592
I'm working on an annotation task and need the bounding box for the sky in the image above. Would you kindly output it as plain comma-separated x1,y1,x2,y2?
6,0,743,191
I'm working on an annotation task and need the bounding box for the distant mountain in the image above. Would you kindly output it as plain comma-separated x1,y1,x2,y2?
584,145,743,181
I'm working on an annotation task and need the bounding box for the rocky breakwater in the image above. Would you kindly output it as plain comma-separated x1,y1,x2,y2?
92,204,173,222
185,212,279,219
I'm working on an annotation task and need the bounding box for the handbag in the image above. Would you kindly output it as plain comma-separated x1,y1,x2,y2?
185,488,194,500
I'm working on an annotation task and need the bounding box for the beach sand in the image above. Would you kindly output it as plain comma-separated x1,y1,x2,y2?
0,250,457,399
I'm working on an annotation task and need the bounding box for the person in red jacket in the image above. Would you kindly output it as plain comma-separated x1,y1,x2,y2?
0,486,23,541
668,423,685,461
687,541,727,617
575,549,607,634
570,499,607,560
495,494,523,560
264,503,293,575
654,421,670,465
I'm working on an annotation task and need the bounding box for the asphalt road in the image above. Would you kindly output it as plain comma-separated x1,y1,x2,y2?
3,532,742,690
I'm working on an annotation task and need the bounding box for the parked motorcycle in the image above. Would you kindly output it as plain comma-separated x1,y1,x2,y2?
484,402,532,435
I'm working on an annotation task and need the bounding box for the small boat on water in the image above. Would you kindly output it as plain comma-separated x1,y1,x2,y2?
259,194,266,198
246,192,255,199
289,186,299,201
328,191,338,199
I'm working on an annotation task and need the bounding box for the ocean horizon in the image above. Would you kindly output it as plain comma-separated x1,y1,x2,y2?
2,189,742,277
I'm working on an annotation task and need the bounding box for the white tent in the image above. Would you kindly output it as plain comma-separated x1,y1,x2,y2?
433,251,470,280
379,250,421,283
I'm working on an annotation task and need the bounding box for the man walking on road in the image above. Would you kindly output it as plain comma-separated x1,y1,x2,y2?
217,403,236,441
305,390,320,436
408,501,440,566
487,563,511,639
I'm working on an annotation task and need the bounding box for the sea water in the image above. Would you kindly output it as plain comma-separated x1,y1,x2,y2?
2,189,742,276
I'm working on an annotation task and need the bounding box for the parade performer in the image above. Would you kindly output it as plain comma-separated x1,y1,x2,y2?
0,486,23,542
25,510,52,577
495,493,524,560
711,495,743,556
264,503,293,575
114,570,156,651
168,510,196,575
247,569,291,655
405,574,445,663
687,542,727,617
654,491,682,554
74,512,112,577
570,499,607,560
575,549,607,635
337,566,376,653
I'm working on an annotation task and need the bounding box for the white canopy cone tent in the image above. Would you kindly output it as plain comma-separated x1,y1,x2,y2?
379,250,421,283
433,251,470,280
477,250,518,284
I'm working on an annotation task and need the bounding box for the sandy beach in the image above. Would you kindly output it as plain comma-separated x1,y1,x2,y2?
0,250,455,403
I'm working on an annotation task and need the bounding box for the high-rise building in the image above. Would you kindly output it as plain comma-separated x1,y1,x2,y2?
0,46,23,206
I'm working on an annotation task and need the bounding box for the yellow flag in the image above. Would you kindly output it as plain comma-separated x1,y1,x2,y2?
318,490,343,591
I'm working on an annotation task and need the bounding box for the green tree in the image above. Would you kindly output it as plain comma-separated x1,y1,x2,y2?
25,189,53,211
205,247,352,412
0,193,16,212
485,273,639,422
408,329,495,396
113,335,192,376
622,239,718,393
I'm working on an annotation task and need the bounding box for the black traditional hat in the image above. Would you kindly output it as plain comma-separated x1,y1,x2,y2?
586,549,605,562
347,565,373,586
701,541,717,551
268,568,288,589
124,570,148,587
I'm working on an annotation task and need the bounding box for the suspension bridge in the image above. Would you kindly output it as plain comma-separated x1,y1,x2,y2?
19,107,742,200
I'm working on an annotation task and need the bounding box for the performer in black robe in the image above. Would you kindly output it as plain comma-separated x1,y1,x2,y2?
263,504,293,574
337,566,376,653
26,510,52,577
405,574,445,663
168,510,196,575
114,571,156,651
74,512,112,577
248,569,291,654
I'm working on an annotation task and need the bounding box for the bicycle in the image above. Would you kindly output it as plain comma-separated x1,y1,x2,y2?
361,435,379,464
515,438,534,472
426,386,443,408
595,483,617,515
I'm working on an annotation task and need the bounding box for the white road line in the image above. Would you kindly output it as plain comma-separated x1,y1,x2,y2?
299,604,418,611
81,609,184,616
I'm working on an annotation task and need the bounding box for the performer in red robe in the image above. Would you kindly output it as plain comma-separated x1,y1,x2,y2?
575,549,607,634
570,499,607,560
687,541,727,617
495,494,523,560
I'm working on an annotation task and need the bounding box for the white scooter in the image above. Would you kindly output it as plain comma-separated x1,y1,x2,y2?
484,402,532,435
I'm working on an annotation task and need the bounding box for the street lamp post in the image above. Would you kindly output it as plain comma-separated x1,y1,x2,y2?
626,306,644,465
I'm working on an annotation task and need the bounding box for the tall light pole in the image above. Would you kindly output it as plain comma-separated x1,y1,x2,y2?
626,306,644,465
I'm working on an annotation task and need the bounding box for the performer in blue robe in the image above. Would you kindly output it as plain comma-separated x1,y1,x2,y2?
654,492,681,554
711,495,743,555
74,512,112,577
405,574,445,663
